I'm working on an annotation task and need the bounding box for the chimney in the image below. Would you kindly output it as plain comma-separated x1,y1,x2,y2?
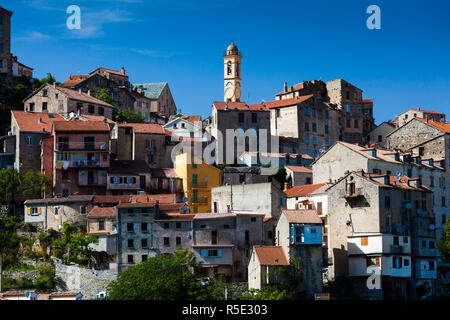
53,82,56,88
284,82,287,92
78,88,82,94
87,90,91,96
284,182,289,192
68,74,71,80
121,67,126,75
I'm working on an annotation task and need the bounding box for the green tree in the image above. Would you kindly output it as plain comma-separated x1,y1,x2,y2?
0,168,22,216
242,285,295,300
439,218,450,262
115,108,145,123
21,169,52,199
107,247,215,300
93,88,114,105
31,73,58,91
50,222,98,267
0,215,21,291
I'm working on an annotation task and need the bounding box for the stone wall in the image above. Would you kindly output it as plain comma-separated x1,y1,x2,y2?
54,263,117,300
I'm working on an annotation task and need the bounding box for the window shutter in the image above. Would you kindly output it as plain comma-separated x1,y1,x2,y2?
31,136,35,145
37,207,42,215
27,208,31,215
217,249,222,257
200,249,207,257
290,225,295,243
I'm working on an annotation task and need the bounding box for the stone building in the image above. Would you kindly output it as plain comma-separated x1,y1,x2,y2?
51,120,111,197
393,108,446,128
116,123,171,168
86,207,118,270
211,182,286,245
260,95,340,158
24,195,94,232
153,213,195,256
130,89,166,124
107,160,152,195
148,168,183,196
275,209,323,298
23,83,114,119
285,165,312,186
223,42,242,103
10,111,64,174
222,166,276,186
0,6,33,83
327,171,437,300
248,246,290,290
211,101,271,165
62,67,135,111
365,121,396,148
192,211,264,281
116,201,159,272
163,115,202,138
133,82,177,121
386,118,449,239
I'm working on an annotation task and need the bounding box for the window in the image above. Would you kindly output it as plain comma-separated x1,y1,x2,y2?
393,256,402,268
29,103,35,112
98,220,105,231
62,170,69,180
27,152,33,160
142,255,148,262
43,89,48,97
164,237,170,246
251,113,257,123
213,202,218,213
127,255,134,263
80,206,87,215
442,197,446,207
238,113,244,123
304,122,309,131
141,238,148,248
404,259,410,266
429,261,435,271
42,102,47,111
312,123,317,132
251,217,256,222
429,241,435,249
127,223,134,232
393,236,399,245
128,239,134,248
88,105,95,114
141,223,148,232
354,120,359,128
176,222,181,229
361,236,368,246
164,222,169,229
305,136,309,145
385,196,391,209
25,136,33,146
422,240,427,248
192,174,198,187
366,257,380,267
98,107,104,116
325,124,329,134
176,237,181,245
62,189,69,197
0,30,3,38
211,230,217,244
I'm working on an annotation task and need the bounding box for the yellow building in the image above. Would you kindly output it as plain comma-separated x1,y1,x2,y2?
174,153,221,213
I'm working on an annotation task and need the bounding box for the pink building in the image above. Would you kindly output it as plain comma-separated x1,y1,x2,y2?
51,120,111,197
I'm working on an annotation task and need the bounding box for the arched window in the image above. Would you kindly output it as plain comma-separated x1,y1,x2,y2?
236,62,239,77
227,62,232,75
349,183,356,196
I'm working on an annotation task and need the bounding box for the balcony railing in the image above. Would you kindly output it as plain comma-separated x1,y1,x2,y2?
390,245,405,254
56,141,109,151
71,160,101,167
343,188,363,199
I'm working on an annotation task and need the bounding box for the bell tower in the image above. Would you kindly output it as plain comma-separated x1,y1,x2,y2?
223,42,242,102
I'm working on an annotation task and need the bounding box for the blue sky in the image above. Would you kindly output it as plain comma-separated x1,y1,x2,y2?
6,0,450,123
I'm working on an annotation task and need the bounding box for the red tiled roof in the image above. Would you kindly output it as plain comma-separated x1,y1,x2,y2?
87,207,116,218
62,75,89,87
91,67,127,77
0,290,29,297
159,203,185,212
194,213,235,219
362,99,373,103
362,173,433,192
284,183,329,197
285,165,312,173
250,95,313,109
282,209,322,224
12,111,64,132
55,86,114,108
253,246,290,266
213,101,269,111
275,82,305,96
415,118,450,133
186,115,201,123
92,194,177,205
119,123,165,134
53,120,110,132
117,201,157,207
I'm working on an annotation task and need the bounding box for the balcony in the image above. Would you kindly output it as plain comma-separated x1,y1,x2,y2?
191,196,209,204
390,245,405,254
56,141,109,152
344,188,364,199
416,268,437,279
71,159,101,168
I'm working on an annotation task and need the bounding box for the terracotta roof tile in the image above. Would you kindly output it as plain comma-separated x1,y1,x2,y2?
285,165,312,173
282,209,322,224
284,183,330,197
416,118,450,133
117,201,157,207
87,207,116,218
119,123,165,134
253,246,290,266
12,111,64,132
156,213,195,220
213,101,269,111
53,120,110,132
55,86,114,108
249,95,313,109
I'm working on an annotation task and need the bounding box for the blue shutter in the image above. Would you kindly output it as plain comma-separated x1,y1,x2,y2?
290,225,295,243
217,249,222,257
200,249,208,257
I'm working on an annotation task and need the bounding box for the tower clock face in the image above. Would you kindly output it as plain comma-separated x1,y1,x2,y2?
225,87,234,99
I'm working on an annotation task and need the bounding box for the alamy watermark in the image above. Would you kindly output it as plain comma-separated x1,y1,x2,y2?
366,5,381,30
66,5,81,30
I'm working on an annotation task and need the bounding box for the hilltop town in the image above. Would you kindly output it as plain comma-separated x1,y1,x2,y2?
0,5,449,301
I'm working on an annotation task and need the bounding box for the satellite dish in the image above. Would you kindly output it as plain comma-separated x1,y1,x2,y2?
396,172,401,181
429,224,435,231
183,205,189,212
205,177,209,182
25,291,30,298
111,226,116,232
183,197,188,203
396,226,403,233
406,203,412,209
